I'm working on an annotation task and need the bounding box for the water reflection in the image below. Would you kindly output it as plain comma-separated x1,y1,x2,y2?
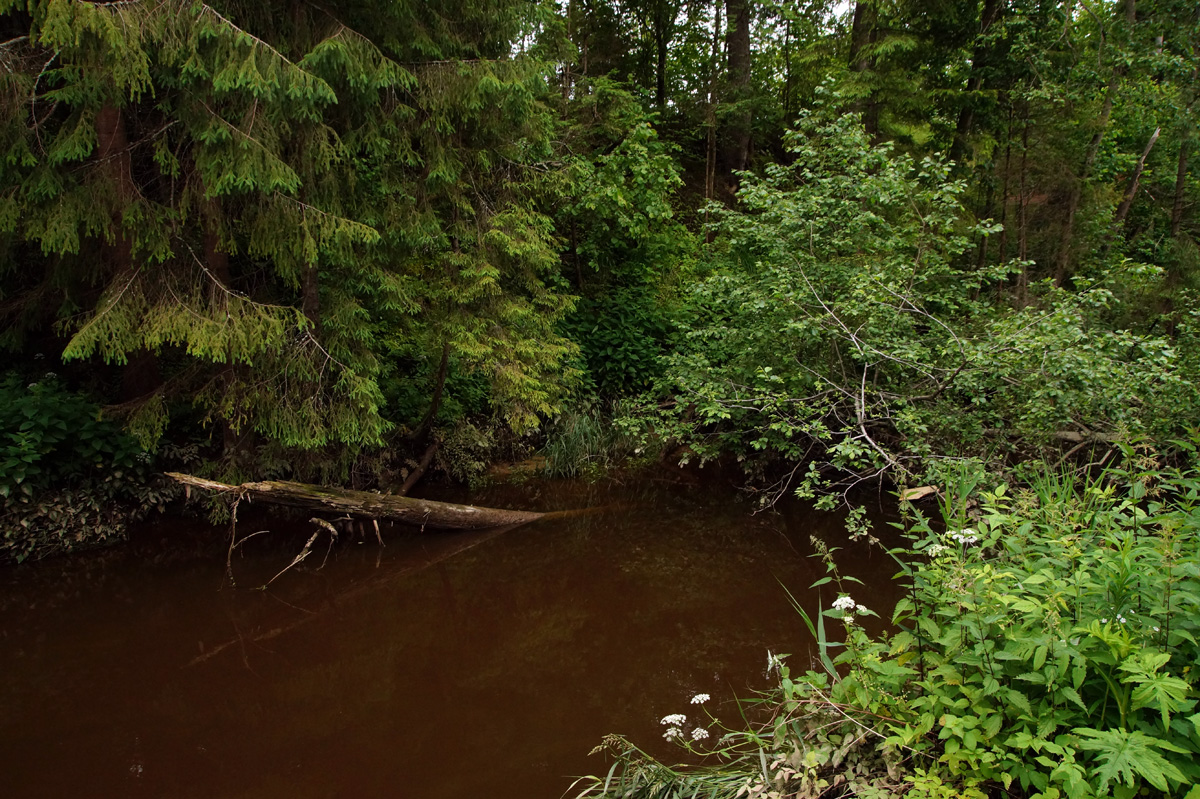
0,469,904,798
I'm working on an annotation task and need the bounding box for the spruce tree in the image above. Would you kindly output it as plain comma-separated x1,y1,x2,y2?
0,0,575,476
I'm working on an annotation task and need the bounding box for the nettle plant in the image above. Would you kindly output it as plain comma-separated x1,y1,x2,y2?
816,455,1200,798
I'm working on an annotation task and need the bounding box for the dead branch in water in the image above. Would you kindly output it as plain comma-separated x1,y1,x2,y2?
186,524,517,667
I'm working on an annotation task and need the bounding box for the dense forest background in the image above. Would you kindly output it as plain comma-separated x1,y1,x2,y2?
2,0,1198,558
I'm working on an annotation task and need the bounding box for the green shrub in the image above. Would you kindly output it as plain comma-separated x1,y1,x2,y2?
562,290,671,399
870,455,1200,797
651,106,1200,496
0,374,173,562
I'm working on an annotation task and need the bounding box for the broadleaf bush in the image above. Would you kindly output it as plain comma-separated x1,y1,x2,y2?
0,374,176,562
646,105,1200,498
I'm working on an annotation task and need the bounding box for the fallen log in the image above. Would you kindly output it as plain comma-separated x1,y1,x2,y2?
1053,430,1115,444
166,472,545,530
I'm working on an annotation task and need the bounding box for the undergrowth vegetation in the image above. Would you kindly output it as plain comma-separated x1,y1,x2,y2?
643,106,1200,501
574,447,1200,798
0,374,179,563
542,405,643,478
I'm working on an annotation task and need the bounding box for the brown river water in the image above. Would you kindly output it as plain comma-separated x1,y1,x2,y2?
0,468,906,798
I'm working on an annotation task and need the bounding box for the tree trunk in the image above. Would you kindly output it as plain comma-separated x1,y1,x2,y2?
654,0,674,109
1056,0,1139,283
562,0,574,103
1112,125,1160,230
997,103,1013,266
1056,74,1116,284
704,0,722,231
849,0,879,138
976,180,994,272
1170,67,1196,238
950,0,1003,164
1018,114,1030,304
301,263,321,333
395,441,440,497
96,105,163,402
849,0,874,72
721,0,752,176
167,472,546,530
1164,108,1193,325
203,197,232,289
782,15,792,121
1171,134,1190,238
408,340,451,444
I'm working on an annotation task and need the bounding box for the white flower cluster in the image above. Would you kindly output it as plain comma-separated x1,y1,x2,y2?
832,596,857,612
948,529,980,546
690,693,710,705
661,712,710,743
1101,614,1129,625
926,543,950,557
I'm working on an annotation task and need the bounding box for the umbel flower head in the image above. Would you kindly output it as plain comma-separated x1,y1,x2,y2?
690,693,710,705
948,529,980,546
832,595,857,612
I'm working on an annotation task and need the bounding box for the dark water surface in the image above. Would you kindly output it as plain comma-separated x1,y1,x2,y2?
0,469,904,798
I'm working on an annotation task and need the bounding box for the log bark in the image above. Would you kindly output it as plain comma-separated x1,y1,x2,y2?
1053,430,1115,443
167,472,545,530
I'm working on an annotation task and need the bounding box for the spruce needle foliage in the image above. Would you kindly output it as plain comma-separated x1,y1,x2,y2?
0,0,578,470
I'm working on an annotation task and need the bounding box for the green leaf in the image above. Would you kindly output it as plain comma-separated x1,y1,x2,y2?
1058,686,1087,713
1074,727,1188,793
1121,651,1191,731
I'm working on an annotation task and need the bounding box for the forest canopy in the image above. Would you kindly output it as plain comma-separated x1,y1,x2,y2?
1,0,1198,551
